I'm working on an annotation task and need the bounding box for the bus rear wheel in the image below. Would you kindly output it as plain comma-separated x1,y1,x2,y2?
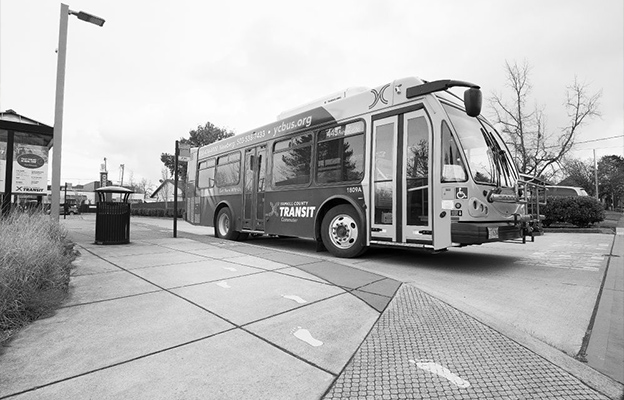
215,207,240,241
321,205,366,258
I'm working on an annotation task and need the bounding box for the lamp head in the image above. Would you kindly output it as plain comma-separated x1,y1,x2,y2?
70,10,105,27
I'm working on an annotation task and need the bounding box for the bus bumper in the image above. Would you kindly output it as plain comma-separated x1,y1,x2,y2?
451,222,522,245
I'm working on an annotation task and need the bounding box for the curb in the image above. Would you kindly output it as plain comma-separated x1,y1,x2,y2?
543,228,615,234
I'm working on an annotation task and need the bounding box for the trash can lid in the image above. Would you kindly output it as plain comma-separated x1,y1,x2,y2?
95,186,134,194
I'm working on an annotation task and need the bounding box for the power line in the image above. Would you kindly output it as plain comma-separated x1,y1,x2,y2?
506,134,623,150
574,145,624,151
575,135,623,145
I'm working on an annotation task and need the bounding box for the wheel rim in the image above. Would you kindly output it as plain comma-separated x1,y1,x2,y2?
218,213,230,237
328,214,358,250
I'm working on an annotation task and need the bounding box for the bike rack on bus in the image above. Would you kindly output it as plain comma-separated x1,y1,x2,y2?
517,174,547,242
486,174,547,243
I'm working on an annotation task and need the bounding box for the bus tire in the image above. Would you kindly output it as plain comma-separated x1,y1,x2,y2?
321,205,366,258
215,207,240,241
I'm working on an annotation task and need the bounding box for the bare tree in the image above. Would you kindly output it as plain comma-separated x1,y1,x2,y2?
138,178,154,197
158,167,172,207
489,60,601,179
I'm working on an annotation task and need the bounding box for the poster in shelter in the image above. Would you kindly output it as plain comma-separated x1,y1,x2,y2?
11,143,49,194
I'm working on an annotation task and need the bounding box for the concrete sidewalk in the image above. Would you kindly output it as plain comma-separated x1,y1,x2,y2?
0,215,622,399
584,221,624,385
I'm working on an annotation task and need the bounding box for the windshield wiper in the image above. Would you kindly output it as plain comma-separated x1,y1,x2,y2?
480,127,502,187
480,127,515,188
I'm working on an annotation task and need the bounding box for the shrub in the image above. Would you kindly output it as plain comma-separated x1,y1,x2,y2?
0,211,75,343
130,207,183,218
543,196,605,227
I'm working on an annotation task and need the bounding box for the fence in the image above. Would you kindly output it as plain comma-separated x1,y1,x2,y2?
129,201,184,218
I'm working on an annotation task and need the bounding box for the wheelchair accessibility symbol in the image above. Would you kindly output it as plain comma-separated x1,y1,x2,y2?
455,187,468,199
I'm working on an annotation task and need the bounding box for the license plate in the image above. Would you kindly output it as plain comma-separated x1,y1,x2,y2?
488,227,499,239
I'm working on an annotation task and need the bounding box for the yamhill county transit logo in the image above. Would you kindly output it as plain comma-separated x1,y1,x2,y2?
268,201,317,223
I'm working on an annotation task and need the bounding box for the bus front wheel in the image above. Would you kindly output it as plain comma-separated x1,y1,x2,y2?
321,205,366,258
215,207,240,241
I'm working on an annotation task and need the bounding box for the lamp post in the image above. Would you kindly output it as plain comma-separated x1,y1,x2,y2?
50,4,105,220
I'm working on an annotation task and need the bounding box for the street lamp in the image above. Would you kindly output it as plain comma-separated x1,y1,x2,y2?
71,10,106,27
50,4,105,220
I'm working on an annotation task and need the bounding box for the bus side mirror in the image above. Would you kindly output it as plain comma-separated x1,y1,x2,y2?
464,87,482,117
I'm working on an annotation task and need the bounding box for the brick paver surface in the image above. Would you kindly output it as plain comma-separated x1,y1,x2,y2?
324,285,609,400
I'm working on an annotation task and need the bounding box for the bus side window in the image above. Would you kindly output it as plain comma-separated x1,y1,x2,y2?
316,121,365,184
215,152,241,187
198,158,216,188
441,120,467,182
272,133,313,186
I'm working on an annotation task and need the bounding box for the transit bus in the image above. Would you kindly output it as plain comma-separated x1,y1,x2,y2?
185,76,542,258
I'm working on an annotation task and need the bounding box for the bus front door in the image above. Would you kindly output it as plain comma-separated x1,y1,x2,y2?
402,110,432,244
243,145,266,231
371,108,450,250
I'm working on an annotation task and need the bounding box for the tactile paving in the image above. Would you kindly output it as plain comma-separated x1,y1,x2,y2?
324,285,609,399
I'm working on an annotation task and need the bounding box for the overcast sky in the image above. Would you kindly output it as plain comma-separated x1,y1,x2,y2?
1,0,622,188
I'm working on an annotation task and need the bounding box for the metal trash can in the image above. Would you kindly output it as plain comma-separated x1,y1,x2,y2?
94,186,133,245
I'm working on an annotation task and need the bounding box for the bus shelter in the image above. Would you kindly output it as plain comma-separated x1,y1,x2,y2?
0,110,54,215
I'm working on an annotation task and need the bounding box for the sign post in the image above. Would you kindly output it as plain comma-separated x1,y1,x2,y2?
173,142,190,238
63,182,68,220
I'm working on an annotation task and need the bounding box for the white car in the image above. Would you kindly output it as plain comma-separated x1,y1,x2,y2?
545,186,589,198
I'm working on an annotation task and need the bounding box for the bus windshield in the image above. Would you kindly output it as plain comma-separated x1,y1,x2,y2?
443,103,517,188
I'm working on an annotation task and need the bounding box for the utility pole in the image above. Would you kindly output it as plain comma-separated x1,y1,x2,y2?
119,164,125,186
593,149,599,201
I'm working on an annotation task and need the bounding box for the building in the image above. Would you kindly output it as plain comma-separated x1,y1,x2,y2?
150,179,183,202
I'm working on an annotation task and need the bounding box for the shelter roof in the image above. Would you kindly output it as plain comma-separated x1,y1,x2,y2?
0,109,54,147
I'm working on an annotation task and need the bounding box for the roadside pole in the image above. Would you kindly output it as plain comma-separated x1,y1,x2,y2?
63,182,68,220
173,142,191,238
173,141,179,238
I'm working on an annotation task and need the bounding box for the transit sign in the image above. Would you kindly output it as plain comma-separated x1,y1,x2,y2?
178,144,191,162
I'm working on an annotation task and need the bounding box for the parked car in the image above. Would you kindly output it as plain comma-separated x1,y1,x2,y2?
545,186,589,198
61,204,80,215
46,204,80,215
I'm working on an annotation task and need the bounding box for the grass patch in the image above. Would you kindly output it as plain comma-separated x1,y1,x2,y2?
599,210,624,228
544,211,623,233
0,211,76,343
